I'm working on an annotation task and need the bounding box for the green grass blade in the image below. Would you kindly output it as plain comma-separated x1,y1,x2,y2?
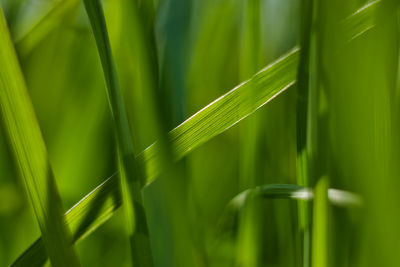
144,47,299,183
14,0,80,56
229,184,361,208
229,185,310,209
82,0,138,183
11,1,377,264
296,0,315,266
311,177,329,267
236,1,262,266
217,183,361,237
0,6,80,267
82,0,153,265
11,173,121,267
343,0,380,41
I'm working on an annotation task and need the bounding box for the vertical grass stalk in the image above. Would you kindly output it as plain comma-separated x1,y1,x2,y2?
82,0,153,266
296,0,316,266
312,177,329,267
237,0,262,266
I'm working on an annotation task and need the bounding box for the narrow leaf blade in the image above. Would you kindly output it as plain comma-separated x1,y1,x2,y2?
0,6,79,267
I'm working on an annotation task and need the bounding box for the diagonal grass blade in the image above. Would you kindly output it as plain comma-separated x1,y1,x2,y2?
0,6,80,267
10,173,121,267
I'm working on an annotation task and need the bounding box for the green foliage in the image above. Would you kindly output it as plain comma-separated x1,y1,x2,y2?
14,0,80,56
0,0,398,266
0,6,79,267
83,0,153,266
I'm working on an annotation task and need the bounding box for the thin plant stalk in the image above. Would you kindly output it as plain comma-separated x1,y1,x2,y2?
296,0,315,265
82,0,153,266
237,0,262,266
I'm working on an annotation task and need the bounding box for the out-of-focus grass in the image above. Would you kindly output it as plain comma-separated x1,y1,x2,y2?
1,0,399,267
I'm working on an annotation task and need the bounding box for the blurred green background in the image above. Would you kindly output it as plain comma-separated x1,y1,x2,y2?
0,0,399,266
